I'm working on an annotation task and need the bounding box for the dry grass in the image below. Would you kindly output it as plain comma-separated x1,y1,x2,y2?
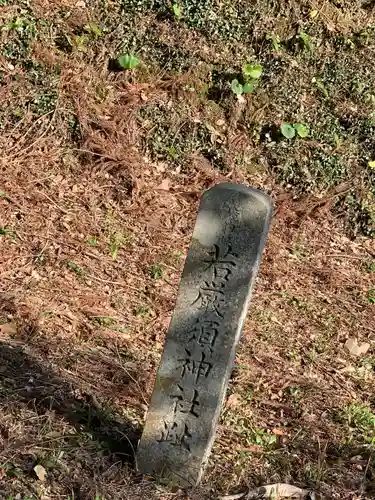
0,0,375,498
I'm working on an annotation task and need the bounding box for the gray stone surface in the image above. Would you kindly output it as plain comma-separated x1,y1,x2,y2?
136,183,272,487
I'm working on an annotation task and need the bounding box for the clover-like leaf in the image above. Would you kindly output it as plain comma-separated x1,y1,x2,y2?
243,81,255,94
293,123,309,138
280,122,296,139
117,54,140,69
231,79,243,95
243,63,263,79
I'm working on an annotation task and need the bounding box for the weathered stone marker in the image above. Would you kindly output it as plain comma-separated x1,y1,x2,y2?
137,183,272,487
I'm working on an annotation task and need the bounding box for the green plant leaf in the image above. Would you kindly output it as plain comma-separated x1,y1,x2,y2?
74,35,89,53
84,23,103,37
266,33,280,52
268,434,277,444
299,31,313,51
150,264,163,280
110,231,124,260
65,260,82,274
172,3,181,18
272,35,280,52
87,236,99,246
334,133,342,149
231,79,243,95
314,78,329,98
117,54,140,70
293,123,309,138
280,123,296,139
243,63,263,79
0,191,9,201
368,160,375,169
243,81,255,94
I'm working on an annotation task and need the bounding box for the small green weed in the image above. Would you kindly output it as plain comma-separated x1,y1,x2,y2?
252,428,277,446
84,23,103,38
40,311,54,318
266,33,280,52
65,260,82,274
287,386,303,402
231,63,262,96
280,123,295,139
91,316,116,327
73,35,89,53
109,231,124,260
0,191,10,201
7,497,34,500
304,461,327,488
280,122,309,139
5,16,36,37
313,77,329,98
117,54,140,70
172,2,182,19
31,91,58,115
286,350,301,363
223,408,277,448
167,145,178,161
299,31,313,52
291,242,309,258
135,305,151,317
368,287,375,304
150,264,163,280
3,15,36,62
0,226,11,236
341,403,375,446
0,226,16,239
87,236,99,246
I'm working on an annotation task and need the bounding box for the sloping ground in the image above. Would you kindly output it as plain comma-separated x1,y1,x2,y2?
0,1,375,499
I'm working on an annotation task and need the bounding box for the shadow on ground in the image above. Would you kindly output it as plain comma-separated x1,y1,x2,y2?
0,296,144,498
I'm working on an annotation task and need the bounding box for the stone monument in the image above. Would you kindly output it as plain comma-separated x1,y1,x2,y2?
137,183,272,487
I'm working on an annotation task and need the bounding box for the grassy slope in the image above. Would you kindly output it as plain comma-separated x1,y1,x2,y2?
0,0,375,498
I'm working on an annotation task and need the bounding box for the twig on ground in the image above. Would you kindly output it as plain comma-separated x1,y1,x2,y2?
36,191,71,215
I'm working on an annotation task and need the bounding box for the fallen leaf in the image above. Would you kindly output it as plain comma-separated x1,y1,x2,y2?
0,322,17,336
226,393,242,408
345,337,370,356
157,178,170,191
34,464,47,482
219,483,315,500
239,445,263,453
31,269,42,281
272,427,284,436
250,484,314,499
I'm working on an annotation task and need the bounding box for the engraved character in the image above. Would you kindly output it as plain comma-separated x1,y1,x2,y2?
178,349,212,383
157,421,192,451
193,281,225,317
188,319,220,352
204,244,238,282
171,385,200,417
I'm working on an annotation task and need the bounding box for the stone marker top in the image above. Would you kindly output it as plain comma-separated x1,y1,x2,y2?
137,183,272,487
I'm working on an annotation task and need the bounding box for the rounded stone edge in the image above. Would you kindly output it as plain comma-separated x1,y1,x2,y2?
205,182,273,215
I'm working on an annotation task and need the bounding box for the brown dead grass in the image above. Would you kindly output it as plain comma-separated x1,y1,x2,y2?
1,97,374,495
